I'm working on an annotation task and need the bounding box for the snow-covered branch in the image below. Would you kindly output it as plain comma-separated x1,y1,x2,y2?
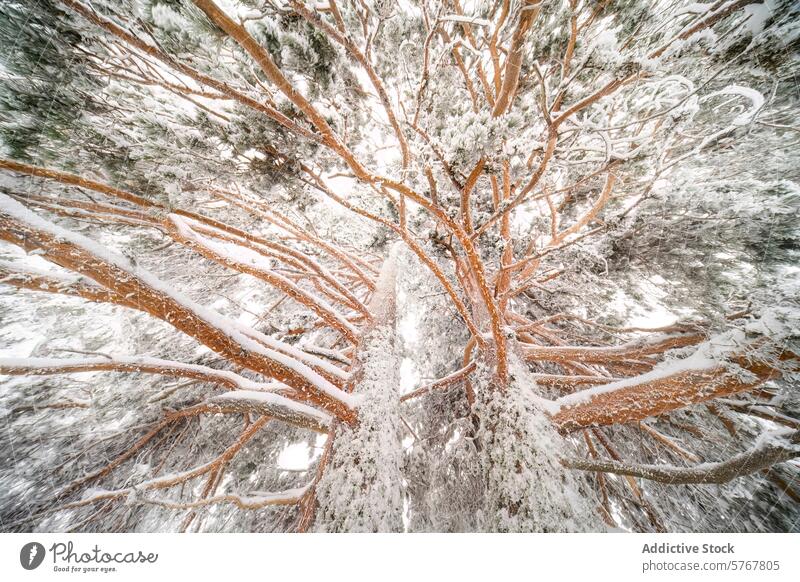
552,341,791,432
0,355,287,392
168,215,360,343
0,193,358,422
139,485,310,510
564,430,800,484
205,391,332,433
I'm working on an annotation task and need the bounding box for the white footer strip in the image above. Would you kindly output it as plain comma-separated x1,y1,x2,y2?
1,533,798,581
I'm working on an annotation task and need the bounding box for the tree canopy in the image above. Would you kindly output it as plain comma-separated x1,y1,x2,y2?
0,0,798,533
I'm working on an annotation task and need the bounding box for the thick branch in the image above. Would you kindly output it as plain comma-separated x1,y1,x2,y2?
564,430,800,484
552,352,789,432
205,391,331,433
0,194,357,422
0,355,285,392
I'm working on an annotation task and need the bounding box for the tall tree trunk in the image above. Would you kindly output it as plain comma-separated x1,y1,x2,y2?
474,355,607,532
312,244,405,532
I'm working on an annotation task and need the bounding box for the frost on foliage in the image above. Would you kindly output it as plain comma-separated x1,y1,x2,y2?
474,358,605,533
0,0,798,534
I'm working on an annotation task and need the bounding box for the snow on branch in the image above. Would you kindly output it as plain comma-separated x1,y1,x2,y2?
60,416,273,508
210,187,379,290
705,85,765,126
0,358,338,434
649,0,764,58
168,214,360,343
206,390,332,433
0,260,125,305
718,399,800,430
440,15,492,27
551,332,794,432
0,355,288,393
0,193,359,421
522,332,704,364
400,361,477,402
139,485,310,510
299,344,352,366
58,0,320,141
563,429,800,484
0,158,369,321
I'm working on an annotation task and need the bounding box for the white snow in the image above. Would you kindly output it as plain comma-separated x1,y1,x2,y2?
169,215,358,341
705,85,765,126
0,354,287,391
554,331,745,410
211,389,333,427
0,194,358,410
440,15,491,27
277,442,313,471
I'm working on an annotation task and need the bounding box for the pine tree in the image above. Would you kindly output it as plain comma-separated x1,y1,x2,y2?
0,0,798,533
